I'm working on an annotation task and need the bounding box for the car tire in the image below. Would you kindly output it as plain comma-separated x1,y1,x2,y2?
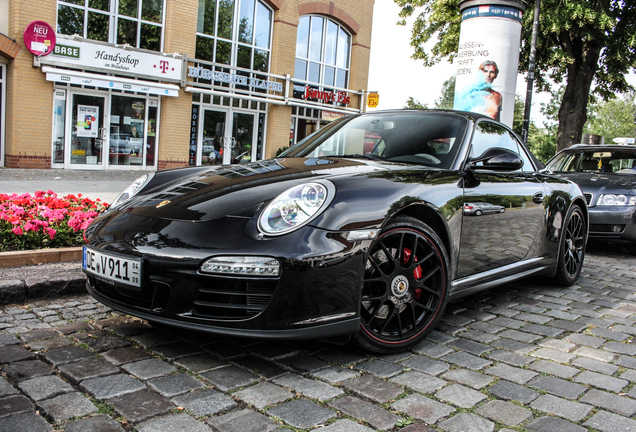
475,210,482,216
353,215,450,353
500,208,505,213
552,204,586,286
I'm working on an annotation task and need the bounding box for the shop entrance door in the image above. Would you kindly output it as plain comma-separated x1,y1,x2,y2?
68,94,107,169
199,109,255,166
201,109,225,165
227,112,254,165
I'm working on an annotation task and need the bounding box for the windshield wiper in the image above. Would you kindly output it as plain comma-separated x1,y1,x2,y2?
330,154,382,160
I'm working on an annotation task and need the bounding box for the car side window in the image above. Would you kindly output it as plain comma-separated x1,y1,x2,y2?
470,121,534,172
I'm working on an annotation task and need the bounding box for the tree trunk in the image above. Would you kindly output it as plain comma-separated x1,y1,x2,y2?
556,38,601,152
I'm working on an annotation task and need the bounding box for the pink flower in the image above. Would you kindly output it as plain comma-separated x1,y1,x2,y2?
12,227,23,236
23,221,39,232
45,227,56,239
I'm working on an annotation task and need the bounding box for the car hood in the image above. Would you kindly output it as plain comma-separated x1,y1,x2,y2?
118,157,395,221
551,172,636,195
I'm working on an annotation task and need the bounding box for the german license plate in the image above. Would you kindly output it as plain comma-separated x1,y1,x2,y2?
83,246,141,287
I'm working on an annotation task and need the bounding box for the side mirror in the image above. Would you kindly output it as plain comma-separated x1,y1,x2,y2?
469,147,523,171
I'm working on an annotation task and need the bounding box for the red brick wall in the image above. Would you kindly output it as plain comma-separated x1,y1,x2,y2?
0,34,21,60
158,159,188,171
5,154,51,169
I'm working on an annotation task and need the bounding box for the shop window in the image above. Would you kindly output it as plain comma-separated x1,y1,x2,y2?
57,0,164,51
294,15,351,89
290,108,321,146
109,95,157,167
52,91,67,164
195,0,272,72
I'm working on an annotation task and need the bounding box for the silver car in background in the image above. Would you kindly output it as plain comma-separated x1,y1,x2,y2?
463,202,506,216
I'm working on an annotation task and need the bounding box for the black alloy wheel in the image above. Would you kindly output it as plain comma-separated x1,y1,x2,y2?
354,216,450,353
553,204,586,286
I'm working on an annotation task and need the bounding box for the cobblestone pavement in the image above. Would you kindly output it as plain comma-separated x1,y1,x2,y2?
1,245,635,432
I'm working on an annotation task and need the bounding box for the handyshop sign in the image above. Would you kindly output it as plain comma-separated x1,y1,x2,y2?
39,37,182,82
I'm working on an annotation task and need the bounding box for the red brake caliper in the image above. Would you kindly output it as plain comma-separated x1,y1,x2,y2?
402,248,423,300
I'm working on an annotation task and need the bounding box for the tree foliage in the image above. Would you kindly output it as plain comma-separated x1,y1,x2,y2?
435,76,455,109
395,0,636,152
404,97,427,109
585,92,636,143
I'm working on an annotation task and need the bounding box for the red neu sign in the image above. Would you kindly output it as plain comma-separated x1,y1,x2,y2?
302,85,350,105
23,21,56,57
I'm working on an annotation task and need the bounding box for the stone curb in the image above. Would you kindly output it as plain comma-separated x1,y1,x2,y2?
0,247,83,269
0,247,86,306
0,272,87,306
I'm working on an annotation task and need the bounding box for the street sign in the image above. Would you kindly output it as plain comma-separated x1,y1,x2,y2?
367,92,379,108
612,137,636,144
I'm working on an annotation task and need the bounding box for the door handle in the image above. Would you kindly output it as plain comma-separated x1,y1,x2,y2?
533,192,544,204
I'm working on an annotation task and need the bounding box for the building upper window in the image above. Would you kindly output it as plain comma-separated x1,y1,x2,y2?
195,0,272,73
294,15,351,89
57,0,164,52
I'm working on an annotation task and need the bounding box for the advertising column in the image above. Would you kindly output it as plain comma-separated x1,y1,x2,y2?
453,0,527,127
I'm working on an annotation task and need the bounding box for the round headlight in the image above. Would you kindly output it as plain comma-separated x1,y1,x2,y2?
111,173,154,208
597,194,636,206
258,181,335,236
601,194,617,206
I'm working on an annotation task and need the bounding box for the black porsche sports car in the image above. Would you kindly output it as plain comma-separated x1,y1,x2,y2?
546,144,636,254
83,110,588,353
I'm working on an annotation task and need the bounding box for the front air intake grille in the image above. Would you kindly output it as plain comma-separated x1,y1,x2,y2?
584,193,593,206
90,277,153,310
589,224,625,233
192,279,278,319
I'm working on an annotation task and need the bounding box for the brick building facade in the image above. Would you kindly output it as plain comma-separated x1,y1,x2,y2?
0,0,375,171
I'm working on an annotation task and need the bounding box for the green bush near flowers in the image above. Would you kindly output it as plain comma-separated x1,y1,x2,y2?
0,191,108,252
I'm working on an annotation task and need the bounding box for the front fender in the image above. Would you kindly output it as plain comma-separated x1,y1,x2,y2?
310,170,464,232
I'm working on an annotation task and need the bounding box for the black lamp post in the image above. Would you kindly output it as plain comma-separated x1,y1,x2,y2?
521,0,541,144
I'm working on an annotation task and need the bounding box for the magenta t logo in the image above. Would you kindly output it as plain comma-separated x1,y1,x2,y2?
159,60,169,73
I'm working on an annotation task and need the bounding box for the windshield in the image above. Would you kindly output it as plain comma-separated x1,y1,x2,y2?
547,149,636,174
280,112,468,170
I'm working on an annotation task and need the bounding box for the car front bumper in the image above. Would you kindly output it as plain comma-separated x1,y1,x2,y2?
588,205,636,244
83,211,371,340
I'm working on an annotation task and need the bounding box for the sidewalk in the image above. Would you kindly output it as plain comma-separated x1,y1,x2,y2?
0,167,149,204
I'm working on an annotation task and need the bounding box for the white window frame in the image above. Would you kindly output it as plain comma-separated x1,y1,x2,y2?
194,0,274,73
56,0,166,52
294,14,352,90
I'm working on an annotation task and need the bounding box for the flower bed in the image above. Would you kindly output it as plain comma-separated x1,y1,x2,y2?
0,191,108,252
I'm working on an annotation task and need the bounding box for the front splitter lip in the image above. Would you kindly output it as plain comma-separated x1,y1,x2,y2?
86,282,361,341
